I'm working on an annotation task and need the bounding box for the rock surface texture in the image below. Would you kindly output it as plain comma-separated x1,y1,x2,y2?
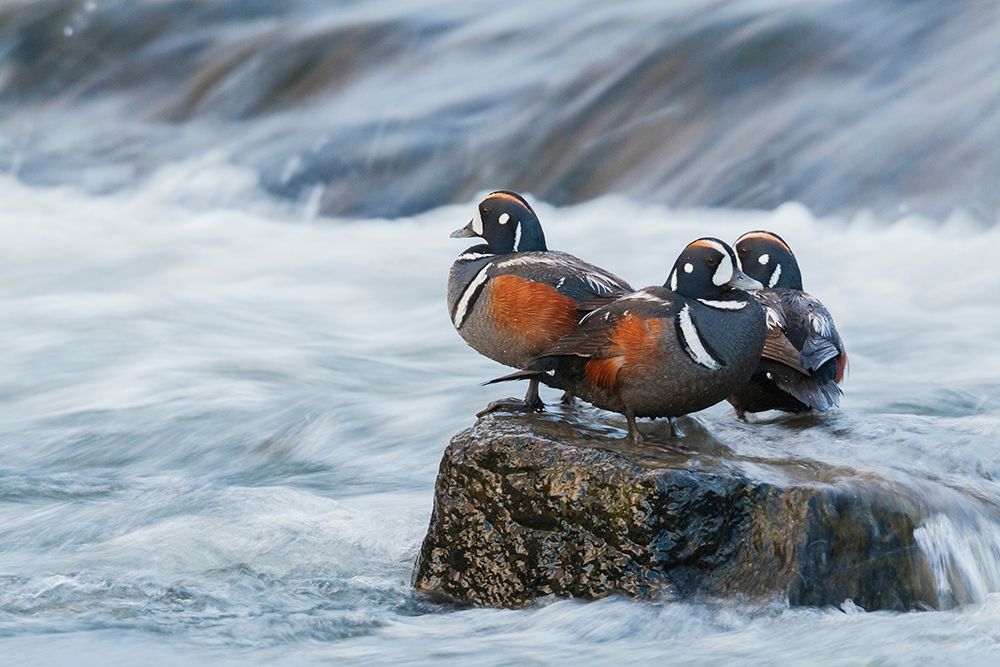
413,413,940,611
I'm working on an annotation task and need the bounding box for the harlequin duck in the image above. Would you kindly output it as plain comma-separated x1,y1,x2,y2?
488,238,765,442
727,230,848,419
448,191,633,415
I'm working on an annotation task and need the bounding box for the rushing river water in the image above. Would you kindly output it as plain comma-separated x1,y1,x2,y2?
2,172,1000,664
2,1,1000,665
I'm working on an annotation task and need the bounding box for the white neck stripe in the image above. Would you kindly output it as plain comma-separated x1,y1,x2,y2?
697,298,747,310
769,263,782,288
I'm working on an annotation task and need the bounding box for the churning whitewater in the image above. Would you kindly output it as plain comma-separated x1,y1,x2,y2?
1,166,999,663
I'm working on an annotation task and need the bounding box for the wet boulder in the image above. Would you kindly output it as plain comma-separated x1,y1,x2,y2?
412,413,939,611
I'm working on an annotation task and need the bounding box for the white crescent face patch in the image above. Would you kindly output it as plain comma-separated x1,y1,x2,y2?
712,251,734,286
694,239,735,286
472,205,485,235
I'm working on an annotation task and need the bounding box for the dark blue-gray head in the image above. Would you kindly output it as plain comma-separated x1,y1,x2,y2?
734,230,803,290
450,191,547,253
665,237,763,299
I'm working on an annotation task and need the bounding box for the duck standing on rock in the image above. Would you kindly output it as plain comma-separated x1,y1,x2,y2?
448,191,632,415
489,238,766,441
727,230,848,419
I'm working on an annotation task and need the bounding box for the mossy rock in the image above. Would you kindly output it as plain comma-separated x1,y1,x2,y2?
412,413,939,611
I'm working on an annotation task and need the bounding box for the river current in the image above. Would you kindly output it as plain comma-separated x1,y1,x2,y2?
2,1,1000,665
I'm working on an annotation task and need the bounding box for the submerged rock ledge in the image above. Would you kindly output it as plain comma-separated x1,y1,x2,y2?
412,413,939,611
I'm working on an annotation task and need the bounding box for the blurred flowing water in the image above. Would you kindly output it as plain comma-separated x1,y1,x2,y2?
2,1,1000,665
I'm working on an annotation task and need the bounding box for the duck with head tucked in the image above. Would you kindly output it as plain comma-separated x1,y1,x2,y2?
727,230,848,419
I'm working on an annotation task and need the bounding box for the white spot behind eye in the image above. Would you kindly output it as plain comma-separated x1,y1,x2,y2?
684,263,694,274
758,254,770,265
472,206,484,235
498,213,510,225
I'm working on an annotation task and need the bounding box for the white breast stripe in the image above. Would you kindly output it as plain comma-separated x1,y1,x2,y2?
697,298,747,310
513,222,521,250
678,305,721,370
768,264,782,287
556,277,566,289
453,264,492,328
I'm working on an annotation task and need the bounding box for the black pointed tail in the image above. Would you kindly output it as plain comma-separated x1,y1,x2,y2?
482,369,560,389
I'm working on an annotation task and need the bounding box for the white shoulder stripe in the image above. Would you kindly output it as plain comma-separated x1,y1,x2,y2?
453,264,492,329
498,255,559,269
497,255,626,293
697,298,748,310
677,304,721,370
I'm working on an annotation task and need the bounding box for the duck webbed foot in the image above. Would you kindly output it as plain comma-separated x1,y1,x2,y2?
625,410,646,443
476,378,545,417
